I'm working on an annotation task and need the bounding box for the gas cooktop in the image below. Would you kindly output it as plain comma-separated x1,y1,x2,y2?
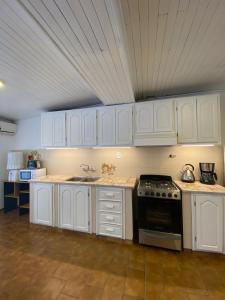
137,175,181,200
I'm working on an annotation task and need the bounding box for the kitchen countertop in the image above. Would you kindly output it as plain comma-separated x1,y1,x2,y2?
29,175,137,189
175,180,225,194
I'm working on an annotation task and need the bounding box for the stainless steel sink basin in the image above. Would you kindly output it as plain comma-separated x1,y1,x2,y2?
66,177,100,182
80,177,100,182
66,177,83,182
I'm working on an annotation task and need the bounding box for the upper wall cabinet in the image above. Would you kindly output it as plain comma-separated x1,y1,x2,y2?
97,104,133,146
67,108,96,147
177,97,198,143
134,99,177,146
97,107,116,146
177,94,221,144
41,112,66,147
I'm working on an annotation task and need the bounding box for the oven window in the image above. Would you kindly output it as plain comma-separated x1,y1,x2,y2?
138,198,182,234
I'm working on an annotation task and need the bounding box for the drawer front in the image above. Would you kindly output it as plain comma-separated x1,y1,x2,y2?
99,200,122,213
99,212,122,225
98,188,123,201
98,224,122,238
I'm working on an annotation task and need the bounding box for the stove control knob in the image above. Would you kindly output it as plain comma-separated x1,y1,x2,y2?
174,194,177,198
156,192,160,197
150,192,155,196
162,193,166,197
168,193,172,198
145,191,149,196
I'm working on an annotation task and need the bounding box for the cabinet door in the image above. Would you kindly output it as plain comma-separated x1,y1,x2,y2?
73,186,89,232
194,194,223,253
33,184,53,226
67,110,82,146
197,95,220,143
52,112,66,147
134,102,154,135
177,97,198,143
154,100,175,132
98,107,116,146
116,105,133,145
82,108,97,146
41,113,53,147
59,185,74,230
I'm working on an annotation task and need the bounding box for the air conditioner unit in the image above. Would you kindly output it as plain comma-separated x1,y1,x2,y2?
0,121,17,135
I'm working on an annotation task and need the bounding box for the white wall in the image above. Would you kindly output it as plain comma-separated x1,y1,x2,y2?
13,116,41,150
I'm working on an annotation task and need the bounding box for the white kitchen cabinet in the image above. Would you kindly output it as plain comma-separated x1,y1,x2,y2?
73,186,89,232
192,194,224,253
116,104,133,145
97,107,116,146
177,94,220,144
67,110,82,146
59,185,74,230
154,100,175,133
67,108,96,147
96,187,125,239
82,108,97,146
177,97,198,143
197,95,220,143
33,183,53,226
41,113,53,147
134,102,154,135
41,111,66,147
134,99,177,145
59,185,90,233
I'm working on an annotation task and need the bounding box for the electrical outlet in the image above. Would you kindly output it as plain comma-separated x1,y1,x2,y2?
116,152,122,159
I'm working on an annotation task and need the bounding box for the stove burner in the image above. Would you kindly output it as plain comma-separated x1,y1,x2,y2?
137,175,181,200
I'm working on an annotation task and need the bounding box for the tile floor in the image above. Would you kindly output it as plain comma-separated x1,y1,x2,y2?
0,210,225,299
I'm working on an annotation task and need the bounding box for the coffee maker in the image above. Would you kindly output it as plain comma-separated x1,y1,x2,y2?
199,163,217,185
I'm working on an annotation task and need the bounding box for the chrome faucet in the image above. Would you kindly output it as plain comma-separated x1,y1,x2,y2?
80,164,96,173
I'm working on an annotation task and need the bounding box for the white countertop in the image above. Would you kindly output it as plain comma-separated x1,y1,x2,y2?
175,180,225,194
30,175,137,189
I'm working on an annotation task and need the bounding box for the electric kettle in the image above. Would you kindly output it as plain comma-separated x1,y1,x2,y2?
181,164,195,183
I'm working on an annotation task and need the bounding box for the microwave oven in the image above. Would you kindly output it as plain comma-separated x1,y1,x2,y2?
19,168,46,182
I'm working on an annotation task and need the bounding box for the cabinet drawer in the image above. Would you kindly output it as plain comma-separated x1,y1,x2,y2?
98,224,122,238
98,188,122,201
98,200,122,213
99,212,122,225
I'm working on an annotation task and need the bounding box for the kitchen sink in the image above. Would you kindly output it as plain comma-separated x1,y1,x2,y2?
66,177,83,182
80,177,100,182
66,177,100,182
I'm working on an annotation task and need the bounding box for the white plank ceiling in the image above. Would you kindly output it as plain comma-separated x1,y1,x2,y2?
1,0,225,120
120,0,225,99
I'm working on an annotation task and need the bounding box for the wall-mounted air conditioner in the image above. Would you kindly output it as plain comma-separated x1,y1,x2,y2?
0,121,17,135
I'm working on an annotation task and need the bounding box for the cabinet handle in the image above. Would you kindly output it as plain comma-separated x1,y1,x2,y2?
106,227,115,232
105,216,114,221
106,204,114,209
106,193,115,198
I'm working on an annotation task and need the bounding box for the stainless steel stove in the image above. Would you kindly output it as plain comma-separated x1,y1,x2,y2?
137,175,181,200
136,175,182,251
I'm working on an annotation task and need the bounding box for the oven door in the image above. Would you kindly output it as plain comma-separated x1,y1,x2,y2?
137,197,182,234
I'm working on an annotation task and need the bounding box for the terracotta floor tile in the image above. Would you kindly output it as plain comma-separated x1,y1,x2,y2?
79,285,104,300
57,293,78,300
1,211,225,300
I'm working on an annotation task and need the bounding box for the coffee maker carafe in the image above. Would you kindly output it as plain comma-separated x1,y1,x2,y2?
199,163,217,185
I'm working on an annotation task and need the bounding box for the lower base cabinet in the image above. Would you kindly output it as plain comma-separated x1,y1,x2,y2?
33,183,53,226
96,187,125,239
59,185,90,233
192,193,224,253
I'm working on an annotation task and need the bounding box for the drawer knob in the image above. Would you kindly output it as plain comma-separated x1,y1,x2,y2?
106,204,114,208
106,193,115,198
106,227,115,232
105,216,114,221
